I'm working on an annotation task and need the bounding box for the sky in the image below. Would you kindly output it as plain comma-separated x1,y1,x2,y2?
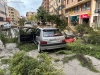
7,0,42,16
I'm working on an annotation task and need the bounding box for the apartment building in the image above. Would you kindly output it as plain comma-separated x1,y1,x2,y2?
94,0,100,27
8,6,20,25
26,12,36,20
63,0,100,27
42,0,49,12
49,0,65,16
0,0,8,25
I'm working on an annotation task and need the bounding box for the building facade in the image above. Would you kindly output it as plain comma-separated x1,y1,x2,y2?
43,0,99,27
42,0,49,12
49,0,65,16
0,0,8,25
26,12,36,21
8,6,20,25
63,0,99,27
94,0,100,27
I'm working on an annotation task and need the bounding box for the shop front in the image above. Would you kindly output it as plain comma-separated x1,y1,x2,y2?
80,14,90,25
70,16,79,26
6,18,10,23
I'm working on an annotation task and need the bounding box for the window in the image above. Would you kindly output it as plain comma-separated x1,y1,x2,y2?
82,2,90,11
74,6,80,12
58,0,62,3
43,29,62,37
67,0,70,4
82,4,86,11
65,9,68,13
72,0,75,2
35,29,40,36
86,2,90,10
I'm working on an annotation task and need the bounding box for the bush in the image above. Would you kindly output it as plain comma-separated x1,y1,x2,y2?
75,24,85,34
9,52,65,75
10,52,39,75
0,69,5,75
0,33,6,47
6,37,18,43
86,34,100,45
75,23,93,35
84,27,93,34
82,31,100,45
66,40,100,59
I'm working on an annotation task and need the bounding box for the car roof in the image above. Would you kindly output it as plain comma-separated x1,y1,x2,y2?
38,27,58,30
37,26,58,30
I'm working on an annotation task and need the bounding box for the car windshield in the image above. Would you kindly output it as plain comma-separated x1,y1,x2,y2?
20,28,35,34
43,29,62,37
4,23,10,26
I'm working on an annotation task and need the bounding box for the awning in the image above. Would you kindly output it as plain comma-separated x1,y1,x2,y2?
6,18,10,22
80,14,90,19
70,16,79,21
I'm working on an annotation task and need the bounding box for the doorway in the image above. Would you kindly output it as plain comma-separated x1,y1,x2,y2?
83,18,89,25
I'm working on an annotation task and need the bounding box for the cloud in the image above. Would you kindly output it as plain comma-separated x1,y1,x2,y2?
8,0,42,16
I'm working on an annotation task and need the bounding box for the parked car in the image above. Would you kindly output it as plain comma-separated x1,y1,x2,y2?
24,22,33,27
34,27,66,53
65,37,75,43
1,23,11,30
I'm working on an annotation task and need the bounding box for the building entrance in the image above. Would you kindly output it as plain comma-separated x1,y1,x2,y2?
83,18,89,24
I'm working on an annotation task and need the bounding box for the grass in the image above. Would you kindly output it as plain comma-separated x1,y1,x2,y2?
17,43,37,52
6,37,18,43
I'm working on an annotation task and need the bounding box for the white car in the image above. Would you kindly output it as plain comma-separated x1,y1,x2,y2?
1,23,11,30
24,22,33,27
34,27,66,53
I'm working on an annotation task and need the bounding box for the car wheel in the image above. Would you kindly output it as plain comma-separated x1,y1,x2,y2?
38,44,41,53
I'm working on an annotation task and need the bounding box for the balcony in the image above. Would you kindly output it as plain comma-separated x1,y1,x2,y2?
65,0,90,10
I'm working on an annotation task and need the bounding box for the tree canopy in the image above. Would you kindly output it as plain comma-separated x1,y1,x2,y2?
36,6,68,31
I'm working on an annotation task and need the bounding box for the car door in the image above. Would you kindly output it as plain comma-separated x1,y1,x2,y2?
35,29,41,44
18,27,35,43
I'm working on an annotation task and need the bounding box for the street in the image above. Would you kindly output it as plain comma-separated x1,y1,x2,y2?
0,42,100,75
0,0,100,74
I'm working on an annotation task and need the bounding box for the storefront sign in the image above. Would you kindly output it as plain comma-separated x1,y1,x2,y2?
80,14,90,19
6,18,10,22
